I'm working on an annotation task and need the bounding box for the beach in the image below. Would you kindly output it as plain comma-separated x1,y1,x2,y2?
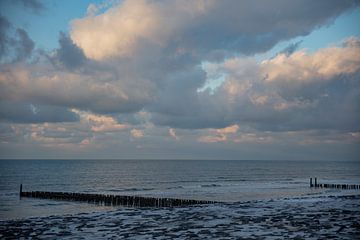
1,194,359,239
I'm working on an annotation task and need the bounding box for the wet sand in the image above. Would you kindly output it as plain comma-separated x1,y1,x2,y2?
1,195,359,239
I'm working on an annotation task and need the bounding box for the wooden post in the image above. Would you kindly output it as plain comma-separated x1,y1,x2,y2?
310,178,313,187
19,184,23,199
315,177,317,187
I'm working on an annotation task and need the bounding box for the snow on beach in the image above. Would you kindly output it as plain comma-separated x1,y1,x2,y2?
1,194,359,239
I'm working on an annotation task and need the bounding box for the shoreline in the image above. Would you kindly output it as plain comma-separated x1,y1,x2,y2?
1,194,359,239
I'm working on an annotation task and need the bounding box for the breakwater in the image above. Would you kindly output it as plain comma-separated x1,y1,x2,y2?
19,185,216,207
310,178,360,189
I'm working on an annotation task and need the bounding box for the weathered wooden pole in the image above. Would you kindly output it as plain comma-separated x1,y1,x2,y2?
310,178,313,187
314,177,317,187
19,184,23,199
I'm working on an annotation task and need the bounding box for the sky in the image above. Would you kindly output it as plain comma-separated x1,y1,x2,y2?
0,0,359,160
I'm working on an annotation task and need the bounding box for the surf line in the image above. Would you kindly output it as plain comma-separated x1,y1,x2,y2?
309,178,360,189
19,184,218,207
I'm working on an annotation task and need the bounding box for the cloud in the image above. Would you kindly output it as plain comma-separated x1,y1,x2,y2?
2,34,358,131
233,133,273,144
0,16,34,62
217,124,240,134
70,0,357,60
168,128,178,140
1,0,359,160
0,110,130,148
0,16,11,59
0,101,79,123
152,38,360,132
3,122,91,146
198,124,239,143
73,110,128,133
86,0,119,16
49,32,86,70
198,134,226,143
130,129,144,138
262,41,360,83
70,0,213,60
0,61,155,114
0,0,45,14
277,40,303,56
13,28,35,61
16,0,45,14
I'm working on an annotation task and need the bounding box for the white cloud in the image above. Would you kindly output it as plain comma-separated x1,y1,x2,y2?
0,62,154,114
233,133,273,144
198,134,226,143
130,129,144,138
71,0,213,60
153,37,360,134
71,0,355,60
217,124,239,134
169,128,179,140
73,110,128,133
250,95,269,106
198,124,239,143
261,42,360,83
24,122,91,146
2,110,131,148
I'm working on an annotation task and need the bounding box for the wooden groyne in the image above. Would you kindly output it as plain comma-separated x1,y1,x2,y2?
310,178,360,189
19,185,216,208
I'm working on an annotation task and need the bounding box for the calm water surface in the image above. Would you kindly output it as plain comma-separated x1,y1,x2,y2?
0,160,359,220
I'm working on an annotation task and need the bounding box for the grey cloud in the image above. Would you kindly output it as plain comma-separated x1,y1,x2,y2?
0,16,34,62
70,0,358,61
19,0,45,14
344,37,360,47
278,41,303,56
149,65,205,116
115,113,147,126
176,0,357,59
0,0,45,14
0,124,17,143
34,125,91,144
150,44,360,133
0,56,155,115
50,32,86,70
13,28,35,61
151,72,360,132
0,101,79,123
0,16,11,58
28,83,150,114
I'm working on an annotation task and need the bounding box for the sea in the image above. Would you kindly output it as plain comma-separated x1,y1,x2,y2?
0,160,359,220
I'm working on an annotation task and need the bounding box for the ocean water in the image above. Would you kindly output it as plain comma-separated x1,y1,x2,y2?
0,160,359,220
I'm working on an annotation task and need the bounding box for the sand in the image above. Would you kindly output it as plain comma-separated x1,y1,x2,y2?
1,194,359,239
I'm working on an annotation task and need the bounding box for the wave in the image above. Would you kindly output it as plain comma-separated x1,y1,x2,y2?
201,184,222,188
166,186,184,190
107,187,155,192
33,202,63,207
152,179,250,185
